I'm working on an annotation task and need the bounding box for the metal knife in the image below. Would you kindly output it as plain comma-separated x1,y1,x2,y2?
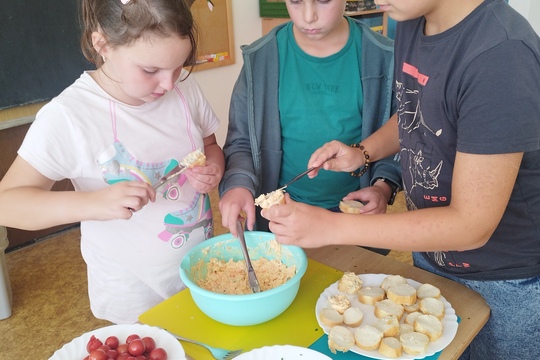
277,154,337,191
153,164,187,191
236,219,261,293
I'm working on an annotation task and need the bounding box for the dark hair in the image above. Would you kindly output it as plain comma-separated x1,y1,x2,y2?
80,0,198,72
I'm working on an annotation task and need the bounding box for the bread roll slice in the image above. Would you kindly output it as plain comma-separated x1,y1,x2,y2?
419,297,445,319
343,306,364,327
357,286,385,305
414,314,443,341
405,311,422,326
400,332,430,355
404,302,420,313
398,323,415,337
338,271,363,295
354,325,384,351
328,294,351,314
339,200,365,214
381,275,408,291
387,283,417,305
254,189,285,209
319,308,344,327
181,149,206,167
372,315,400,337
378,337,403,358
328,325,355,354
374,299,405,320
417,283,441,299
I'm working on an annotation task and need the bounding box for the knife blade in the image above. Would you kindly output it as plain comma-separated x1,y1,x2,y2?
236,219,261,293
278,154,337,191
153,164,187,191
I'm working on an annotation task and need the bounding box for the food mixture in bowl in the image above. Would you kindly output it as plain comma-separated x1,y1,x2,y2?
196,257,296,294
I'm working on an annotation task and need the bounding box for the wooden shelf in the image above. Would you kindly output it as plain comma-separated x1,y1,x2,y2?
0,102,47,131
346,9,388,36
345,9,384,16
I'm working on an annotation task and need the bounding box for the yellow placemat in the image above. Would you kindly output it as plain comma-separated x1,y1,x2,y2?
139,259,343,359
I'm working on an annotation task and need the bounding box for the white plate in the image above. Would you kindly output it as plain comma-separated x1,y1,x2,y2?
49,324,185,360
235,345,332,360
315,274,458,360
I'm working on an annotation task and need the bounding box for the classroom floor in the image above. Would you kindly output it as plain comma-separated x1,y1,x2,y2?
0,190,410,359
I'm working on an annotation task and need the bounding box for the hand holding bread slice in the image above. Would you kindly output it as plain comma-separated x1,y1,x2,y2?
254,189,285,209
339,200,365,214
180,149,206,168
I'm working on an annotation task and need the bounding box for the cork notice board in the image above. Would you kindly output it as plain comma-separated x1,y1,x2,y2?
191,0,235,71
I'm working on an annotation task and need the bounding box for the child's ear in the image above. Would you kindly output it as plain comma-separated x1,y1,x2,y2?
91,31,110,59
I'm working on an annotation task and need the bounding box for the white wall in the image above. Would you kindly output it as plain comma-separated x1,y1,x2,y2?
509,0,540,34
192,0,262,146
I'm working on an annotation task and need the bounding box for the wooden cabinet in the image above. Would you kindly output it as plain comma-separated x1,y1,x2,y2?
261,17,289,35
1,105,77,251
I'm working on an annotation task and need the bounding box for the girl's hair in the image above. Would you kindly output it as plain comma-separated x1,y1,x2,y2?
80,0,198,72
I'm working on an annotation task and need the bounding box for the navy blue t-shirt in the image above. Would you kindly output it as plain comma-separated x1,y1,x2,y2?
394,0,540,280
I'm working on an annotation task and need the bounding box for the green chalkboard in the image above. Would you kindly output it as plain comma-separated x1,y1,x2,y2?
0,0,92,110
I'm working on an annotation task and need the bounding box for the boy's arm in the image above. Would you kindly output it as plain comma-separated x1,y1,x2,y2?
307,113,401,176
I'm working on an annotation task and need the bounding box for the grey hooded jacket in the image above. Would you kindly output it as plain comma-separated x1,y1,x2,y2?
219,18,401,231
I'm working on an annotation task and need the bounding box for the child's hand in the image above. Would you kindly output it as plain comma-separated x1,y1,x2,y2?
92,181,155,220
219,187,256,237
342,186,388,214
261,193,336,248
184,162,223,194
307,140,365,178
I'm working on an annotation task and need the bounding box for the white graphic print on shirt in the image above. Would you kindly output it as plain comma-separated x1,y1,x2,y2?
97,100,213,249
396,62,447,267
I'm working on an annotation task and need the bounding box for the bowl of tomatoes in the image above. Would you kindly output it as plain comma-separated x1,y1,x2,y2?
49,324,184,360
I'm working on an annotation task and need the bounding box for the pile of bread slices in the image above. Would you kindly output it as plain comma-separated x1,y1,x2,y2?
319,272,447,358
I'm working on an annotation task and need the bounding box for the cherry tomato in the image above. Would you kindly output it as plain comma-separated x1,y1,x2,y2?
141,336,156,353
149,348,168,360
117,343,129,354
106,349,119,359
126,334,141,344
88,349,107,360
128,339,146,356
105,336,120,349
97,344,110,353
86,335,103,354
82,333,167,360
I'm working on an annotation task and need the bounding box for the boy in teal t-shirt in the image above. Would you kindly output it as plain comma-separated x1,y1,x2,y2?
219,0,400,240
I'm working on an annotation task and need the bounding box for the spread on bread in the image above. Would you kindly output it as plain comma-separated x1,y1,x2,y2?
338,271,363,294
328,294,351,314
254,189,285,209
321,273,449,355
180,149,206,168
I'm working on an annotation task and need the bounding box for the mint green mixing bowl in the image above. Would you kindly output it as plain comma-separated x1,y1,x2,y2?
179,231,307,326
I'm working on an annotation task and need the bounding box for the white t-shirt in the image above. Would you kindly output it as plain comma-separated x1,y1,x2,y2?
19,70,220,323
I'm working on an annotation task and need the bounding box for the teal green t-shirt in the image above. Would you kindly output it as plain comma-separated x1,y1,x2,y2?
277,18,364,208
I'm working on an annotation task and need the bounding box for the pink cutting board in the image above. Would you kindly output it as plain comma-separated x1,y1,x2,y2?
138,259,343,359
